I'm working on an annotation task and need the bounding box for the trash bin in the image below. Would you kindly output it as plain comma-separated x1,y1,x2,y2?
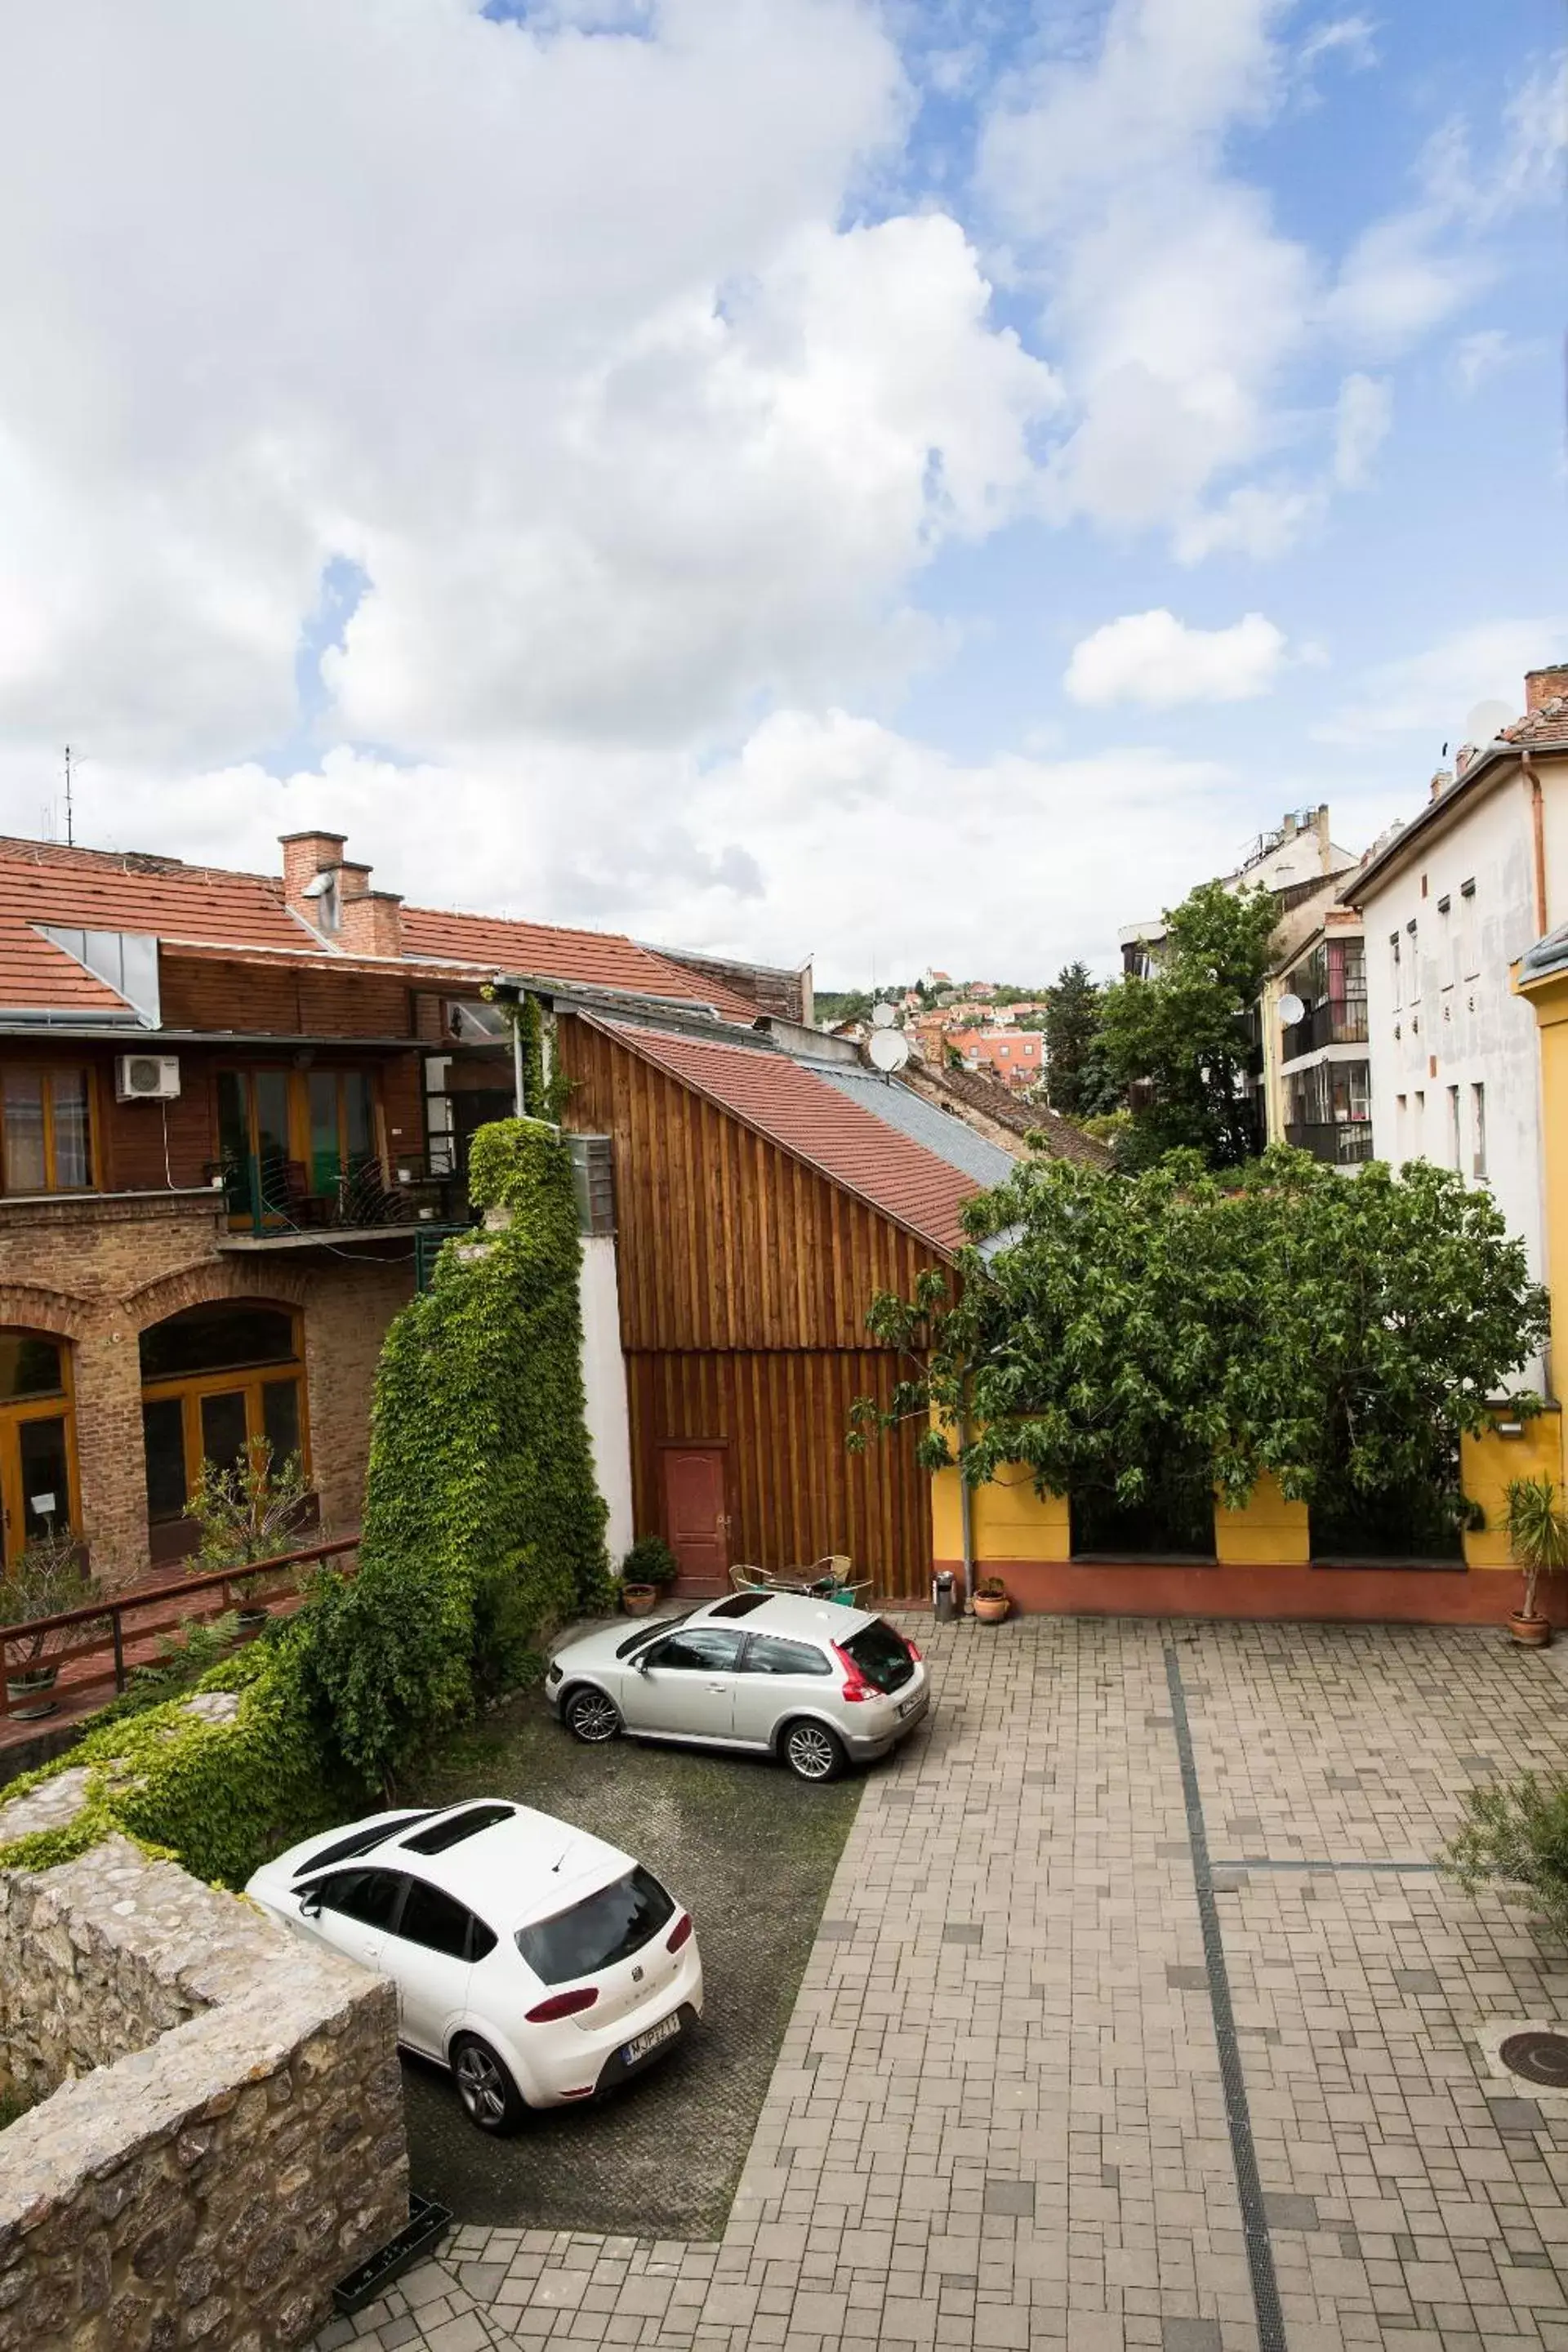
932,1570,958,1623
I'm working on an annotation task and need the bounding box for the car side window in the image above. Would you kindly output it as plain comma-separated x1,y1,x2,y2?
742,1635,832,1677
315,1867,404,1930
395,1878,477,1960
645,1628,745,1673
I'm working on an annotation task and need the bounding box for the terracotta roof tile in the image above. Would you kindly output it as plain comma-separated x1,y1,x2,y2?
0,849,305,953
600,1019,984,1254
0,917,132,1014
400,905,760,1015
1503,696,1568,754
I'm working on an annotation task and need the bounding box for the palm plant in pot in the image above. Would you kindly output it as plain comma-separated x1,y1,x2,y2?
619,1535,679,1616
1,1530,100,1718
185,1436,312,1626
1504,1475,1568,1646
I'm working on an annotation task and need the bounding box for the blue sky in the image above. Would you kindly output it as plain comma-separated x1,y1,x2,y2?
0,0,1562,982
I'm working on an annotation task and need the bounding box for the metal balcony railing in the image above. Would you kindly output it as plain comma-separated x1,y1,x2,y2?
1285,1120,1374,1166
211,1150,478,1240
1281,998,1370,1062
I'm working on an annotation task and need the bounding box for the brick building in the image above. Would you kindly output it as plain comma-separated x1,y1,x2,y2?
0,829,768,1586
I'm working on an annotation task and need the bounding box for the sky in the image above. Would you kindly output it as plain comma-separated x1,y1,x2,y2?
0,0,1562,987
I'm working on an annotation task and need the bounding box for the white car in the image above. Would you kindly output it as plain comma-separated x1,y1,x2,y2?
246,1799,702,2132
545,1590,929,1780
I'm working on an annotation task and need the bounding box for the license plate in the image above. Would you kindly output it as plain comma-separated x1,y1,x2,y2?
898,1692,924,1719
621,2011,681,2065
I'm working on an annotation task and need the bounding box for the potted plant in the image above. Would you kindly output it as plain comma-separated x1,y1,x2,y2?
972,1575,1009,1624
619,1535,679,1616
186,1436,312,1626
1504,1476,1568,1646
1,1530,100,1719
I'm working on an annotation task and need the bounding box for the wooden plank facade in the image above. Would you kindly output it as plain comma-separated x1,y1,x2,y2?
559,1015,939,1599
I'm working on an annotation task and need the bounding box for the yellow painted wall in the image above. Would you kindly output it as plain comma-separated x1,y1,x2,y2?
930,1459,1071,1562
1214,1472,1311,1566
1461,1411,1565,1568
1533,974,1568,1398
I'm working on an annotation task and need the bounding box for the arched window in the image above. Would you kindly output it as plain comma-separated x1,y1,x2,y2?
139,1302,310,1555
0,1330,78,1569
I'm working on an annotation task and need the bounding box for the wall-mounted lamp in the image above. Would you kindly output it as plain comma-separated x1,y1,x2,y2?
1494,1419,1526,1439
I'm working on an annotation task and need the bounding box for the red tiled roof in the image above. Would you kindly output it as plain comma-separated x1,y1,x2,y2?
1502,695,1568,754
399,905,760,1016
599,1019,982,1254
0,915,131,1014
0,848,306,954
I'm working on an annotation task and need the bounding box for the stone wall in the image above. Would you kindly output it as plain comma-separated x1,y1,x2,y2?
0,1836,408,2349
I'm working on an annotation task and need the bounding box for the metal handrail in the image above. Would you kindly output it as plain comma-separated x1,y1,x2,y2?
0,1535,359,1719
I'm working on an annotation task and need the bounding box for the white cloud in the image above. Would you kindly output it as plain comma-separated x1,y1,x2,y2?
0,0,1057,768
1332,372,1392,486
1064,609,1288,708
1312,617,1567,746
1298,16,1379,75
1449,328,1522,396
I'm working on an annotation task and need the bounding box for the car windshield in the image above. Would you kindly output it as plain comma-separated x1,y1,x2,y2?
614,1611,694,1659
292,1811,434,1878
841,1619,915,1695
516,1867,676,1984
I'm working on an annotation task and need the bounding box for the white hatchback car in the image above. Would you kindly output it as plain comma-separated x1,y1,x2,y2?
246,1799,702,2132
546,1590,929,1780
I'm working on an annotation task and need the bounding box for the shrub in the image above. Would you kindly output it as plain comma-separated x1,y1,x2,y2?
1506,1476,1568,1621
621,1535,679,1589
1444,1771,1568,1940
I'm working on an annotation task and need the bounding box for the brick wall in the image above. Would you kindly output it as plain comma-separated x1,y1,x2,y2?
0,1833,408,2350
0,1194,412,1583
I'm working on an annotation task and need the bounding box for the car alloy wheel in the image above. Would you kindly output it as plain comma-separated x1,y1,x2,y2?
784,1721,843,1782
452,2038,522,2133
565,1688,621,1744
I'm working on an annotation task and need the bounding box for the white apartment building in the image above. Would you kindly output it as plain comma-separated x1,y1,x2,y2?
1346,666,1568,1321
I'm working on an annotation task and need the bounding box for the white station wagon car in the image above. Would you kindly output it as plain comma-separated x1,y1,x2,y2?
246,1799,702,2132
546,1590,929,1781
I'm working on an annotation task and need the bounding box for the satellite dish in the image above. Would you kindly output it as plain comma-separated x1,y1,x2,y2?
1276,993,1306,1027
871,1000,898,1029
1464,698,1514,746
868,1027,911,1072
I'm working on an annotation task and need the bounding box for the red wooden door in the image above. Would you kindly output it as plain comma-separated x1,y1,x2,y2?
661,1445,730,1591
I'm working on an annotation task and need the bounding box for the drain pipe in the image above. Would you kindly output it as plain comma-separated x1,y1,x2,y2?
957,1398,974,1615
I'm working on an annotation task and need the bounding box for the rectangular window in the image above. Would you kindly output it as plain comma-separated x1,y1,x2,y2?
216,1066,382,1219
1448,1085,1461,1169
1396,1093,1407,1160
1390,933,1401,1010
1412,1089,1425,1152
1460,880,1478,979
1472,1081,1487,1178
1,1066,94,1195
1406,920,1420,1002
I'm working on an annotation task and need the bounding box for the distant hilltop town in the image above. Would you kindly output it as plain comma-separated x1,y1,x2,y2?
814,969,1049,1094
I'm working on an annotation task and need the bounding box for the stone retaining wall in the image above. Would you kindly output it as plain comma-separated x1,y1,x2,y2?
0,1836,408,2349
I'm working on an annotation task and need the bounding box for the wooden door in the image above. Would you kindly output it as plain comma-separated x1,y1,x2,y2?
660,1444,730,1592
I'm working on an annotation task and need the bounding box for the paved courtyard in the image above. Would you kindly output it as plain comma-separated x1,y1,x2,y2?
315,1615,1568,2352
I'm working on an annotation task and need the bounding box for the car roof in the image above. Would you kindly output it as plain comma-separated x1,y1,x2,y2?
290,1802,635,1927
693,1591,879,1642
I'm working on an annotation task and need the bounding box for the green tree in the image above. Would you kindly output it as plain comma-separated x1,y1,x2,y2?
1043,962,1122,1117
852,1146,1548,1546
1100,880,1278,1167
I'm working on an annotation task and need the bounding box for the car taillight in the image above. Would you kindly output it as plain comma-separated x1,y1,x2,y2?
667,1912,693,1953
831,1643,875,1702
905,1637,923,1663
525,1985,599,2023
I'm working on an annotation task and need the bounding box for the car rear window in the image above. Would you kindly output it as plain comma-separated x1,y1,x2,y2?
841,1620,915,1694
516,1867,676,1984
399,1802,515,1855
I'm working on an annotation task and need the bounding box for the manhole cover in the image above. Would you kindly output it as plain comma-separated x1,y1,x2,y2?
1499,2031,1568,2088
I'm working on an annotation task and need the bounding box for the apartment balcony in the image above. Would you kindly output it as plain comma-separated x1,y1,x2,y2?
211,1150,476,1251
1281,1000,1370,1062
1285,1120,1375,1167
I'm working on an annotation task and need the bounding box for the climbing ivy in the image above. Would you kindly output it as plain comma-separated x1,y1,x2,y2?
300,1116,611,1789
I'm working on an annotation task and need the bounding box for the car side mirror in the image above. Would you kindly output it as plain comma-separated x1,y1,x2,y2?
298,1887,323,1919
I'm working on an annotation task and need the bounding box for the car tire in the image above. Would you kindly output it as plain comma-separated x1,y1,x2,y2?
451,2034,528,2135
563,1685,622,1744
782,1718,847,1784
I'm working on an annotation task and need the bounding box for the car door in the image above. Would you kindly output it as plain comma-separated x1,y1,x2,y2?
388,1878,482,2060
297,1864,405,1976
732,1632,836,1747
626,1624,745,1742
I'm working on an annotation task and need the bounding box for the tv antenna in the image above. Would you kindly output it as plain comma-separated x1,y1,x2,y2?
63,746,75,848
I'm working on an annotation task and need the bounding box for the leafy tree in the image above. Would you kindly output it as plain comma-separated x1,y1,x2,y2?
1043,961,1123,1118
852,1147,1548,1545
1100,880,1278,1167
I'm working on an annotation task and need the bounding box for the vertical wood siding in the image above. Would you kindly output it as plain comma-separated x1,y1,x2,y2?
560,1016,938,1597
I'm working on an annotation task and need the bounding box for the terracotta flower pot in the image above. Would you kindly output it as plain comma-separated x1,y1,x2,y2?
1508,1610,1552,1648
621,1584,659,1617
972,1592,1009,1624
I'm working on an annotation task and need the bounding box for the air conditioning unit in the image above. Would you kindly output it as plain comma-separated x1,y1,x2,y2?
114,1054,181,1102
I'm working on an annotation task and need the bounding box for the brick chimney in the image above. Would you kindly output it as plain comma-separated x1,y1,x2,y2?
1526,666,1568,714
280,830,346,911
339,890,405,958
